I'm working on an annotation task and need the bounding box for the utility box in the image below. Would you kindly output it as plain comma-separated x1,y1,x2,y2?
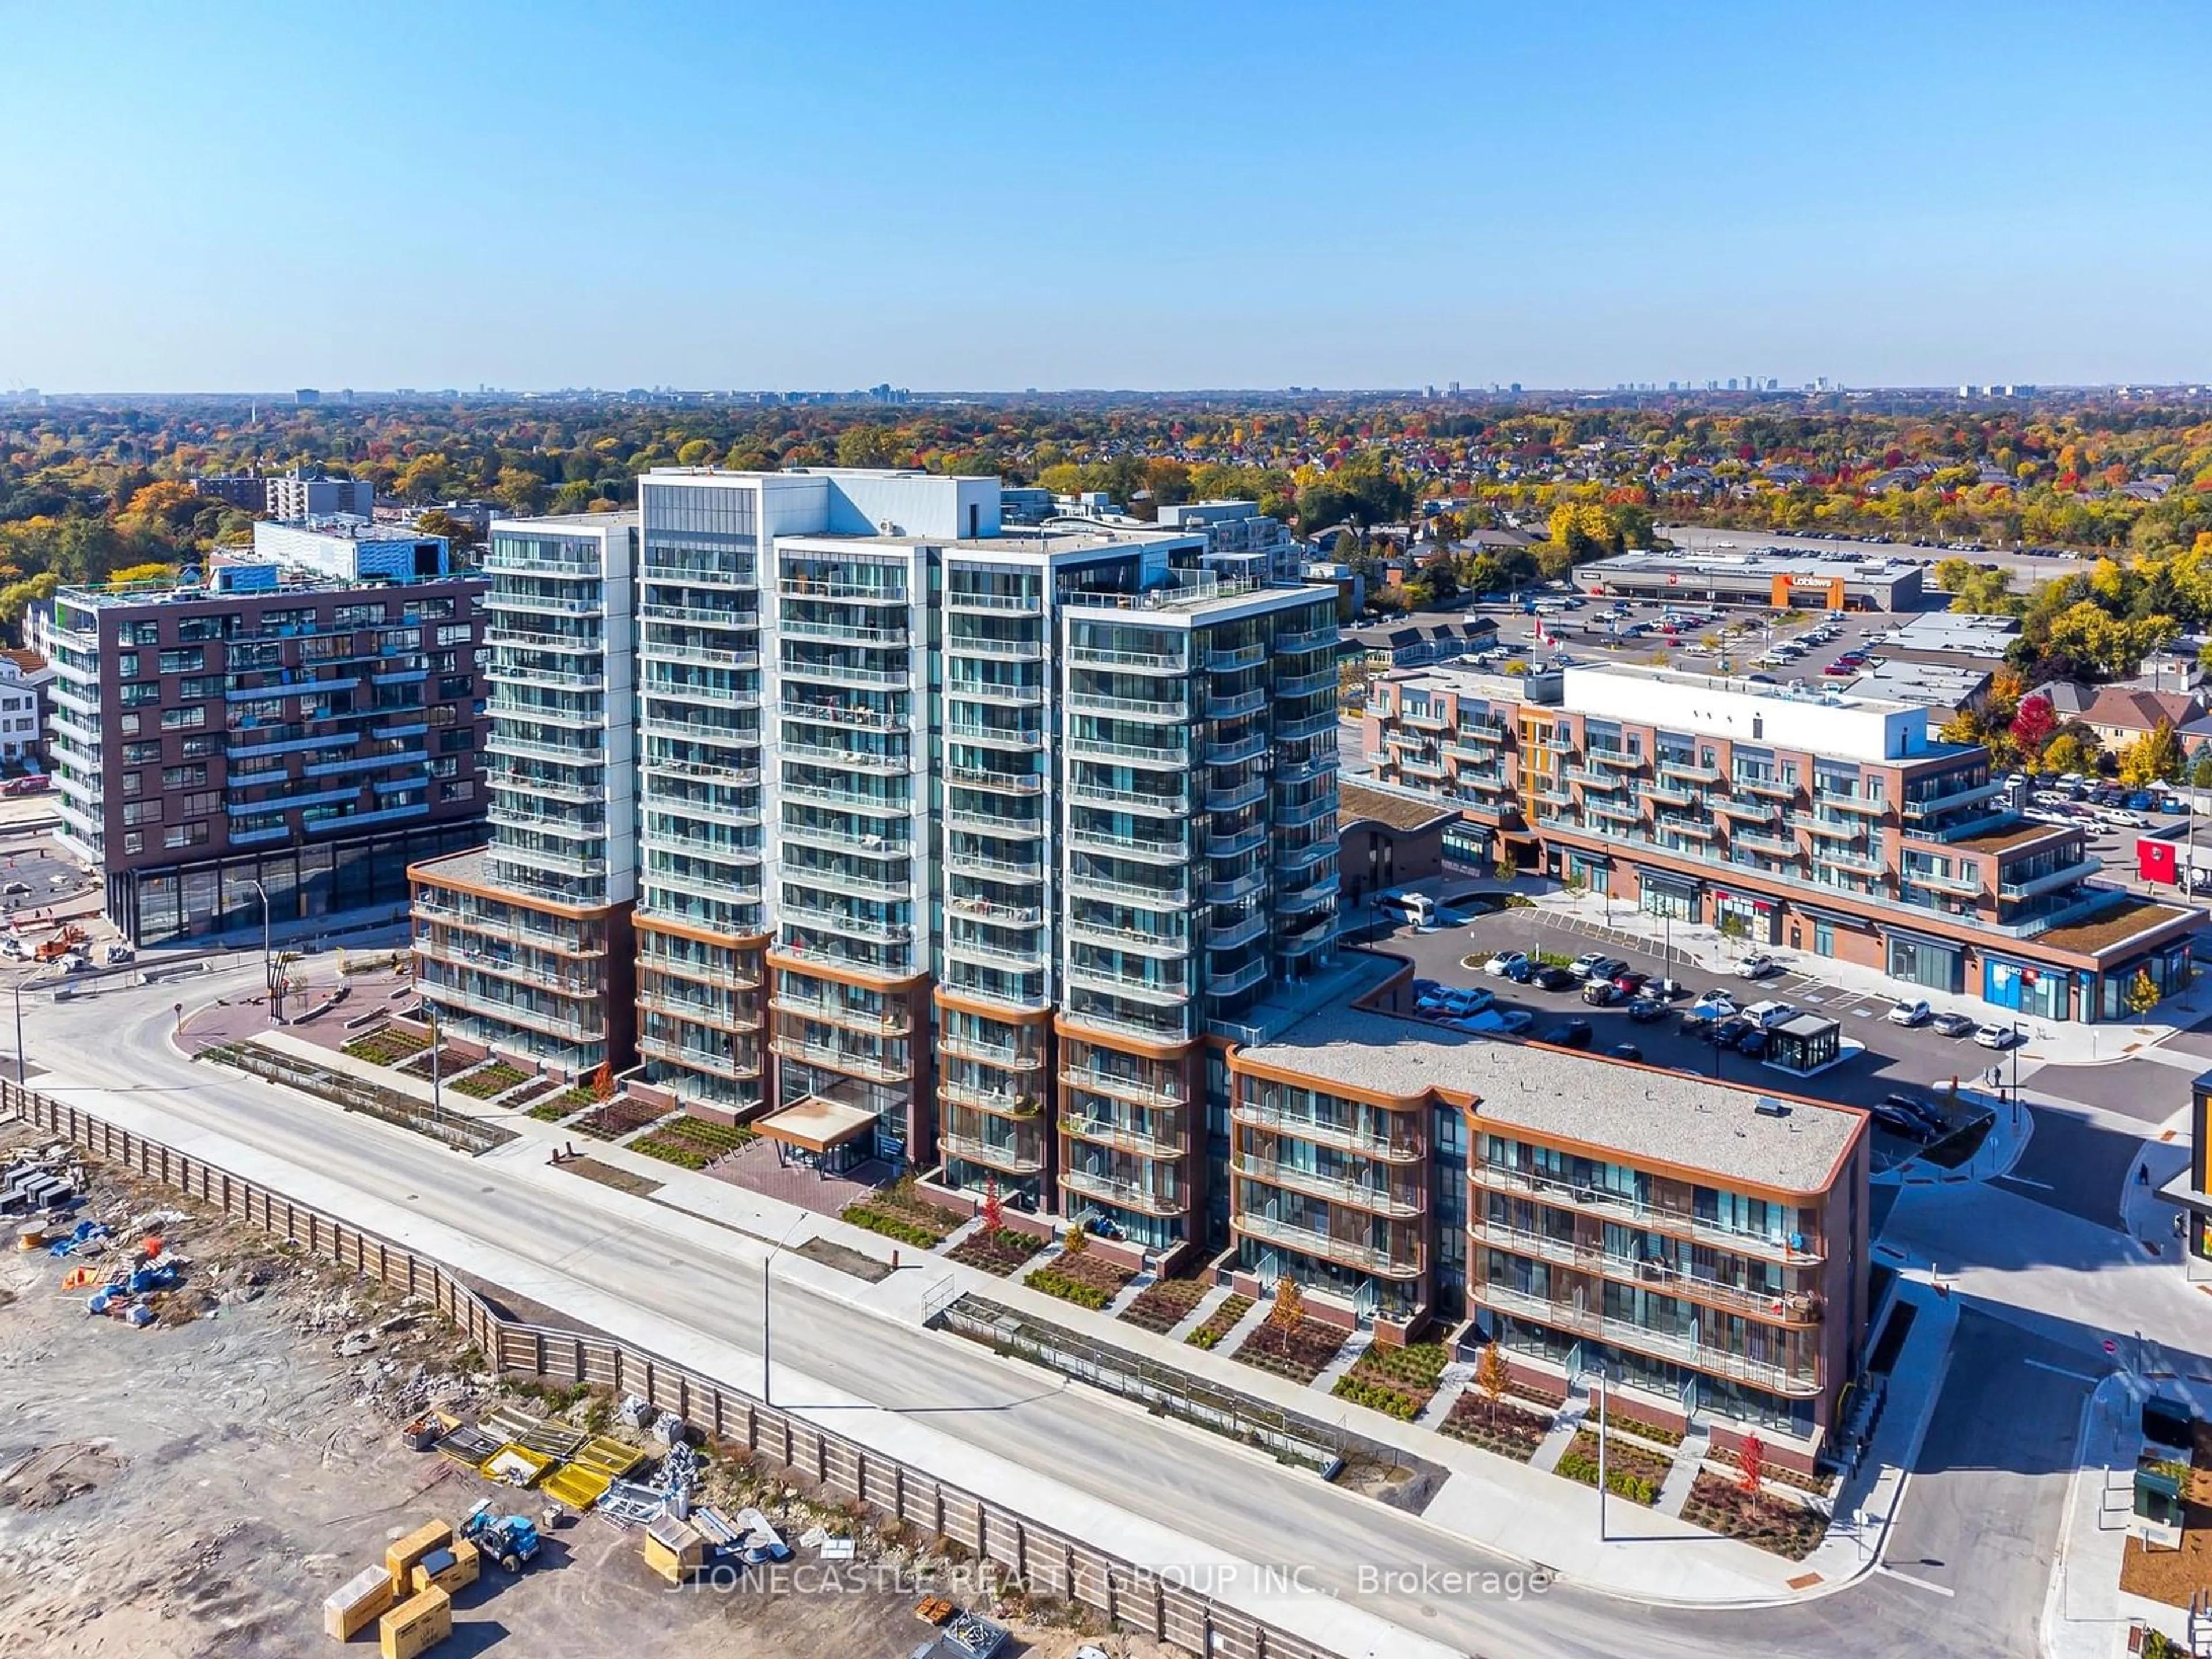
378,1585,452,1659
2135,1459,2187,1548
410,1539,479,1597
385,1521,454,1599
324,1565,395,1641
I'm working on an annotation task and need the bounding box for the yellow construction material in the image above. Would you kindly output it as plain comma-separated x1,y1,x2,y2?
324,1565,395,1640
642,1516,705,1585
383,1521,453,1599
539,1463,609,1510
378,1585,451,1659
409,1538,479,1597
572,1435,646,1479
477,1442,554,1488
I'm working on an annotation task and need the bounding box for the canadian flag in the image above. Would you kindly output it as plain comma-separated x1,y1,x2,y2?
1532,619,1551,647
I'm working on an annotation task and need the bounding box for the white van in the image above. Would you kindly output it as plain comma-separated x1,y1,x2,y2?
1376,891,1440,929
1741,999,1798,1029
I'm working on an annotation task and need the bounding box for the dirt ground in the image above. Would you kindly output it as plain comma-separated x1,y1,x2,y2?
0,1123,1180,1659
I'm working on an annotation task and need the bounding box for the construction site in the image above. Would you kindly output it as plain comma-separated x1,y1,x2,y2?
0,1119,1172,1659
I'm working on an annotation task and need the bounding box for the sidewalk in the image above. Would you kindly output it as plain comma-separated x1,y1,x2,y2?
2043,1371,2188,1659
219,1015,1865,1608
1530,884,2210,1068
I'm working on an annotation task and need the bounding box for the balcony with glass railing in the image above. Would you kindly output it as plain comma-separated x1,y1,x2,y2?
1997,856,2103,900
767,1031,908,1084
1470,1277,1819,1396
1232,1208,1423,1278
1066,688,1189,723
1062,1111,1184,1161
948,678,1046,707
939,1124,1047,1177
1236,1151,1425,1219
638,1028,763,1082
1813,790,1889,819
1062,1164,1185,1218
1466,1215,1821,1324
945,586,1044,614
1468,1162,1821,1263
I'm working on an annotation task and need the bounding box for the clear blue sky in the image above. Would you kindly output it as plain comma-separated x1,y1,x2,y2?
4,1,2206,393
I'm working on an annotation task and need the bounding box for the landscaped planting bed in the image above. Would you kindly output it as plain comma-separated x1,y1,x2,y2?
394,1046,459,1082
572,1096,668,1141
340,1027,427,1066
449,1060,532,1100
1022,1248,1135,1312
1232,1315,1348,1385
1331,1343,1450,1421
1708,1444,1835,1495
1184,1294,1253,1351
1439,1392,1553,1461
630,1115,757,1169
840,1183,969,1249
1608,1409,1687,1449
1554,1429,1671,1506
946,1227,1046,1276
1508,1377,1569,1412
1116,1277,1209,1335
1681,1472,1829,1559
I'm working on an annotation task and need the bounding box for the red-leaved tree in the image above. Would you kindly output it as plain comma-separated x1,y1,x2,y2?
1738,1432,1766,1503
980,1175,1004,1236
2010,694,2057,756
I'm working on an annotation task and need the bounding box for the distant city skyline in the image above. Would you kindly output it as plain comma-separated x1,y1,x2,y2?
2,1,2206,393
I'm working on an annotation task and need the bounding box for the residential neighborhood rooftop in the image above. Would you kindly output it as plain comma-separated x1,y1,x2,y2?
1238,1005,1866,1192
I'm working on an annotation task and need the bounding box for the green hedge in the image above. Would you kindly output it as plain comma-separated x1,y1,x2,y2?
1024,1266,1112,1309
1554,1450,1659,1505
841,1206,942,1249
1330,1375,1422,1420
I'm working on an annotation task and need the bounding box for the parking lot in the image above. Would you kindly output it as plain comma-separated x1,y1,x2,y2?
1376,900,2013,1170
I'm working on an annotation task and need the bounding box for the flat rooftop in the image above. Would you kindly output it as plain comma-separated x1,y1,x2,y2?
2036,896,2201,958
1883,611,2022,659
1339,781,1457,833
1939,819,2073,855
1571,659,1923,720
1600,548,1921,583
55,564,477,609
1239,1005,1865,1193
1845,661,1992,707
494,510,639,531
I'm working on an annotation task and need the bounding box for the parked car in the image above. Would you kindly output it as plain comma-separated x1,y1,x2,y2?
1528,965,1577,992
1712,1016,1756,1048
0,881,26,897
1886,999,1931,1027
1490,1008,1536,1035
1930,1010,1978,1038
1693,990,1740,1019
1647,976,1691,1001
1,774,50,794
1867,1100,1936,1140
1881,1093,1949,1135
1539,1019,1594,1050
1484,951,1529,978
1607,1043,1644,1062
1581,980,1626,1007
1626,997,1668,1024
1611,968,1650,995
1736,954,1779,979
1568,952,1624,981
1974,1022,2018,1050
1733,1027,1771,1058
1679,1008,1714,1037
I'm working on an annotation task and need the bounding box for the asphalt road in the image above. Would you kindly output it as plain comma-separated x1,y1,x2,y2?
14,961,2062,1659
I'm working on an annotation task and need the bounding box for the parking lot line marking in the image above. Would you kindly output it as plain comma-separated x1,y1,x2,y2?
2022,1359,2097,1384
1997,1174,2054,1190
1876,1565,1955,1598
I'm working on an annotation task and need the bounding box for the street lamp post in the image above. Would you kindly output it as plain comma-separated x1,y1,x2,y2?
1593,1359,1612,1542
763,1214,807,1407
246,878,272,1022
426,1006,442,1133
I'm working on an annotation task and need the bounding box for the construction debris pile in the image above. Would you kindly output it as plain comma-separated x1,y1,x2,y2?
8,1145,204,1329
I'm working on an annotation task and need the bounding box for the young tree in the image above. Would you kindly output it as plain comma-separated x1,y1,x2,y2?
1063,1219,1089,1256
2119,719,2186,786
590,1060,614,1100
1476,1341,1511,1428
2127,968,2162,1024
2192,751,2212,790
2041,732,2096,777
1737,1433,1766,1505
1494,849,1520,884
980,1175,1004,1237
1268,1275,1305,1353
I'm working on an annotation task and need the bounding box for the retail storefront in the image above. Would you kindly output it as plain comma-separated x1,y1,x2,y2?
1885,929,1964,995
1637,867,1700,922
2092,940,2198,1024
1713,888,1780,946
1983,956,2067,1021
